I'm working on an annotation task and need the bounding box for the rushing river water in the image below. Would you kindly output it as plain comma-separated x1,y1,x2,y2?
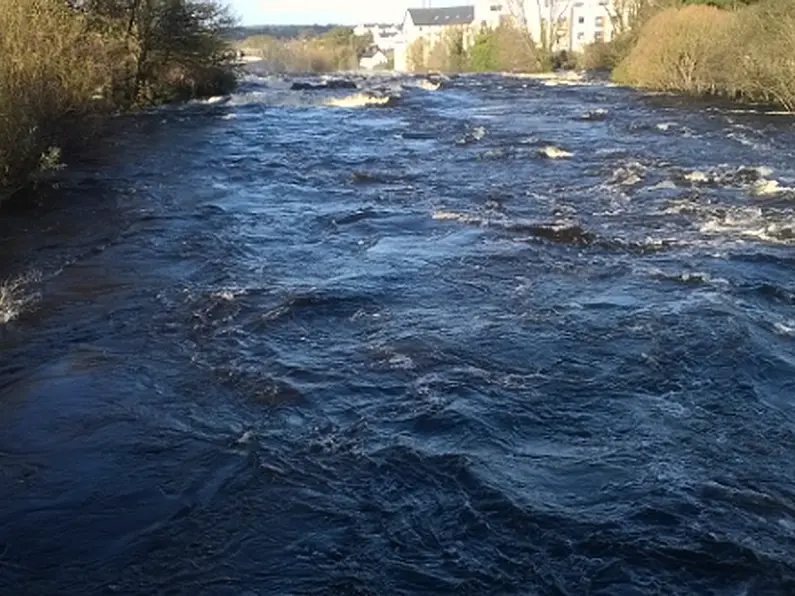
2,70,795,595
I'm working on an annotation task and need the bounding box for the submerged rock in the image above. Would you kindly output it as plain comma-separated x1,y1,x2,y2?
579,108,608,121
291,79,358,91
414,79,442,92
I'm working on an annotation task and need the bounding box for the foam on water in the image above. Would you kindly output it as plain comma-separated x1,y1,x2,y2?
642,266,730,288
432,210,484,225
455,125,487,145
684,170,711,184
324,93,396,108
538,145,573,159
411,79,442,92
751,179,793,196
774,321,795,337
607,161,647,187
195,95,229,105
0,271,41,324
699,206,795,244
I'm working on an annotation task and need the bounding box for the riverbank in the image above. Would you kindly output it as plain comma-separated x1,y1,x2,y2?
0,0,237,204
612,0,795,112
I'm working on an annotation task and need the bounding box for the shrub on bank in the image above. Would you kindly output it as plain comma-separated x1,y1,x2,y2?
612,0,795,110
613,5,734,95
0,0,127,189
729,0,795,110
0,0,236,198
427,28,468,73
468,25,543,73
579,38,633,72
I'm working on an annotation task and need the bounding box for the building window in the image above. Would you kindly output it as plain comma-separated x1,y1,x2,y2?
577,32,585,40
578,16,584,24
490,4,502,11
595,16,605,28
594,31,604,41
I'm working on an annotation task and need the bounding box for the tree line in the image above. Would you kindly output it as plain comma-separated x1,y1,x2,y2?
239,28,378,73
0,0,237,197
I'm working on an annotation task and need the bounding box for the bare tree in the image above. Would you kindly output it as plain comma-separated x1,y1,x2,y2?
506,0,572,58
604,0,680,36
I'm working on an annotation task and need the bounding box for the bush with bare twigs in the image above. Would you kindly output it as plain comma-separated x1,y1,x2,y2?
613,5,735,95
728,0,795,110
612,0,795,110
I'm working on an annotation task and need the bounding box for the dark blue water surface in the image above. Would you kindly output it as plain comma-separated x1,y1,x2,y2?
2,71,795,595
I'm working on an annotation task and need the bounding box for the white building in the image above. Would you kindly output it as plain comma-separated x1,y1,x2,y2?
394,1,510,72
565,0,614,52
514,0,615,53
392,0,616,72
359,48,390,70
354,23,403,52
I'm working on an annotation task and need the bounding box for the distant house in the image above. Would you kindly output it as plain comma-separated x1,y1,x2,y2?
392,0,617,71
354,23,403,52
564,0,614,52
359,47,389,70
504,0,616,53
375,29,402,52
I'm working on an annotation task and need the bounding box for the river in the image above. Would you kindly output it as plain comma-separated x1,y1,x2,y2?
1,71,795,595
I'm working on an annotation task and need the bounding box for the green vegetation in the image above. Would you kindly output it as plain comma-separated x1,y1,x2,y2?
403,23,544,74
226,24,336,42
468,25,544,73
428,29,468,73
609,0,795,110
240,27,373,73
0,0,236,199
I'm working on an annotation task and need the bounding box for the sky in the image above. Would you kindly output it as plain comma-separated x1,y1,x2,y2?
227,0,464,26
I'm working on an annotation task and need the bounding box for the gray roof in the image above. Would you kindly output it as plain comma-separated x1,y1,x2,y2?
407,6,475,27
361,46,385,58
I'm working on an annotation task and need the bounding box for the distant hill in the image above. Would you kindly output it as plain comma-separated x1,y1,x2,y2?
225,25,343,41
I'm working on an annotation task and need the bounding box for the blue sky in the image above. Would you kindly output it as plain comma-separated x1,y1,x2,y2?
227,0,463,26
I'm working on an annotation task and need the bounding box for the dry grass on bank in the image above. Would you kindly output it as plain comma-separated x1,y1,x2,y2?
0,0,131,189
